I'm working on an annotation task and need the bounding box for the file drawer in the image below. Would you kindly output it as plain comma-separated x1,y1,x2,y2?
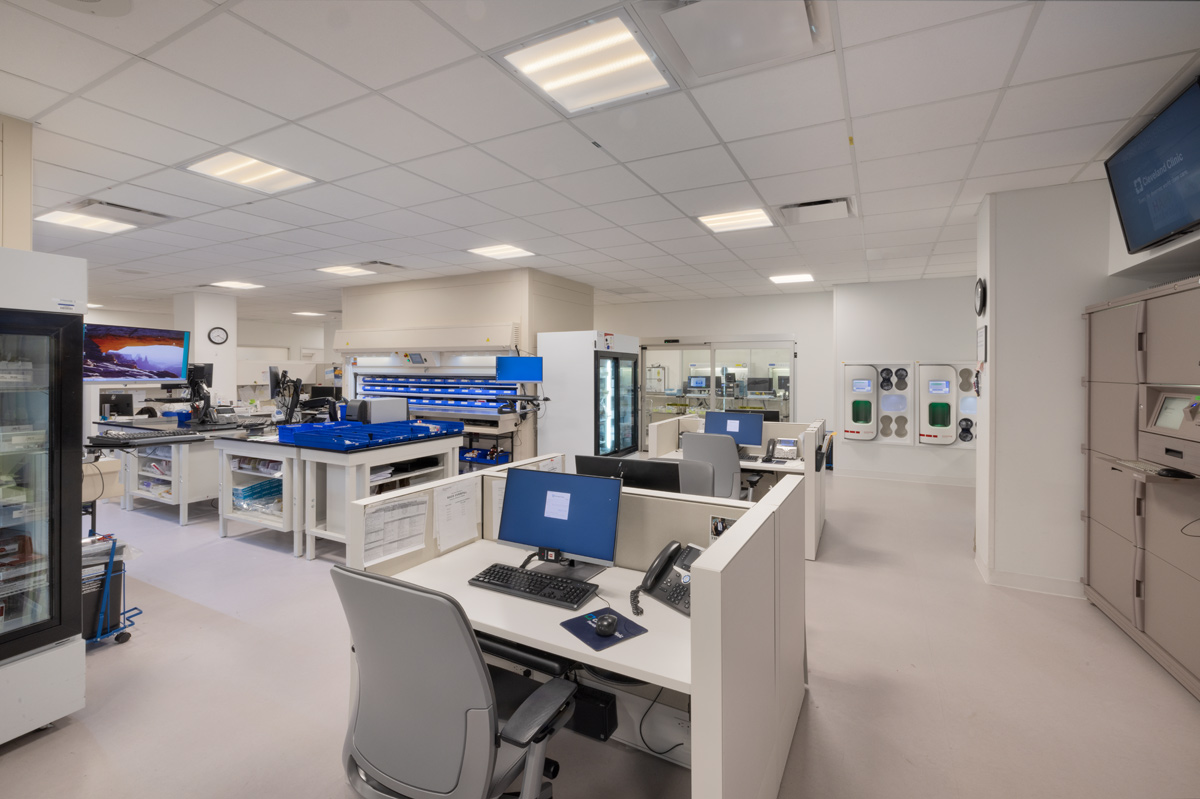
1087,519,1136,622
1088,453,1139,543
1146,290,1200,385
1089,302,1143,384
1089,382,1140,461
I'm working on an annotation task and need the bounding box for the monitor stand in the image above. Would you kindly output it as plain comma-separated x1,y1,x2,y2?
531,559,605,581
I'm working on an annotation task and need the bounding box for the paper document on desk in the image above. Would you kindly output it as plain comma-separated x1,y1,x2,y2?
539,456,562,472
364,497,427,565
435,480,479,552
491,481,505,538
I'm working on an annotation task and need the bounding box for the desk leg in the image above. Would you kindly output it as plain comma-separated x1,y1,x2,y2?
121,450,131,511
305,459,317,561
289,457,303,558
177,443,189,526
218,449,229,538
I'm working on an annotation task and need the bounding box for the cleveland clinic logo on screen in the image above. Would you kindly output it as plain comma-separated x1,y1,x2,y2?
1135,153,1185,194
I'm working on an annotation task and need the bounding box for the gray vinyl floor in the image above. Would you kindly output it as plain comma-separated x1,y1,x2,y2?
2,475,1199,799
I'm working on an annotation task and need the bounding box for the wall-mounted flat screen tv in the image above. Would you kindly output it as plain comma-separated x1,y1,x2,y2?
1106,77,1200,254
83,325,190,382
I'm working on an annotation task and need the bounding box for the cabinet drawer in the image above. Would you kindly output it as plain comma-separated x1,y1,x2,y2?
1145,481,1200,582
1089,302,1143,384
1089,382,1139,460
1146,291,1200,385
1144,552,1200,682
1088,519,1136,622
1088,453,1138,543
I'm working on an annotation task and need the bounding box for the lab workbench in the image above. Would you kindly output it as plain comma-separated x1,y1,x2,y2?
214,437,305,555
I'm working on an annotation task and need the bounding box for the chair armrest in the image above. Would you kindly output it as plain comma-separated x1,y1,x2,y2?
499,678,577,747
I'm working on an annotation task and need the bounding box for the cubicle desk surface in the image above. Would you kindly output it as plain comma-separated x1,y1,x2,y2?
214,437,305,556
661,448,806,476
396,539,691,694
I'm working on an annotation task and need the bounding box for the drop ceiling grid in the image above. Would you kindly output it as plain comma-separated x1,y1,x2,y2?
6,0,1198,316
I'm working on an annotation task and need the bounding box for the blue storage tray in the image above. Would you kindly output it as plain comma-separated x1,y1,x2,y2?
277,421,361,444
460,449,511,465
232,478,283,501
290,420,465,452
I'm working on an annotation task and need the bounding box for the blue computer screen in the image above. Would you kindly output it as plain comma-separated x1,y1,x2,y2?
704,410,764,447
497,468,621,565
496,356,543,382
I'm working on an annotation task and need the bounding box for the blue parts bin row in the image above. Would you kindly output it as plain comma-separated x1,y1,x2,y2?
283,419,465,452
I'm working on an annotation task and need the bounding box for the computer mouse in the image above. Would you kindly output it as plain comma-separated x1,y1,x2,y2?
1157,467,1195,479
594,614,618,637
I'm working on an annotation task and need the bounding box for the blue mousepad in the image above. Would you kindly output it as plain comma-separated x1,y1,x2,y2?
561,609,648,651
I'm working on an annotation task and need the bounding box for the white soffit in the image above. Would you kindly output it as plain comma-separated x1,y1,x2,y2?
661,0,813,77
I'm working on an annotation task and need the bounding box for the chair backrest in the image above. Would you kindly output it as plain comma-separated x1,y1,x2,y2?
331,566,498,799
651,457,714,496
681,432,741,499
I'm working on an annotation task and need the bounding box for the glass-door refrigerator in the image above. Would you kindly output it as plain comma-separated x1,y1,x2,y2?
0,251,86,746
595,351,638,457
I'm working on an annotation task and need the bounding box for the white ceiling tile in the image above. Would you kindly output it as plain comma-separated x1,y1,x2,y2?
625,218,708,242
599,243,667,260
84,61,282,145
409,196,512,227
1014,1,1200,84
1074,162,1107,183
335,167,458,208
39,99,214,165
385,58,559,143
947,203,981,224
692,54,845,141
31,162,113,196
0,5,129,92
626,146,745,194
753,165,855,206
233,0,474,89
971,122,1124,178
239,198,343,227
479,123,614,180
543,166,655,205
734,244,801,260
235,124,385,182
838,1,1021,48
157,219,255,242
859,181,962,216
844,6,1031,116
866,244,933,260
507,236,585,255
991,55,1193,140
121,228,217,250
933,240,976,255
404,147,529,194
792,234,865,254
728,121,850,180
131,169,263,207
418,229,502,251
851,92,997,161
0,71,66,119
656,235,726,254
356,208,457,237
92,184,218,219
940,224,977,242
270,228,358,250
592,196,683,227
472,183,578,216
301,95,464,164
863,207,950,233
624,256,686,270
466,219,554,243
525,208,613,235
857,145,975,193
282,184,397,219
678,250,743,266
196,209,295,235
783,217,865,241
556,251,617,265
864,228,940,248
7,0,210,54
664,182,762,217
149,14,366,120
925,257,975,270
715,227,789,248
310,221,399,243
237,235,316,256
958,165,1085,206
567,228,644,249
573,93,719,161
422,0,616,50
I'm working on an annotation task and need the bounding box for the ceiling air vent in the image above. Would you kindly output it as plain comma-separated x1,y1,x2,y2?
361,261,405,271
71,200,172,227
779,198,854,225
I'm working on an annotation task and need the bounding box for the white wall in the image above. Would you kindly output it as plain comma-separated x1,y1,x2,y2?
833,278,978,483
83,309,174,329
978,180,1158,597
594,291,835,425
174,292,238,401
238,320,324,359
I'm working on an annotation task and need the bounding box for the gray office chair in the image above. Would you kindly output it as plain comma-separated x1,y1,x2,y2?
680,432,761,500
650,457,714,496
331,565,578,799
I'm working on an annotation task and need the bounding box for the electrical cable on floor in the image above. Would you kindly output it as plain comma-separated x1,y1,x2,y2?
83,460,106,503
638,686,685,755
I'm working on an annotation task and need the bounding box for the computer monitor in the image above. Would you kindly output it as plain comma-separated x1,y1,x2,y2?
98,392,133,417
496,356,543,382
268,366,281,399
688,376,709,390
704,410,764,447
575,455,681,493
729,408,780,423
310,385,340,400
724,373,738,384
747,377,772,393
497,468,621,567
777,376,790,391
188,362,213,387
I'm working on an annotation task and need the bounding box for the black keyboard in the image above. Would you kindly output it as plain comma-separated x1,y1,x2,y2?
469,563,599,610
88,430,205,447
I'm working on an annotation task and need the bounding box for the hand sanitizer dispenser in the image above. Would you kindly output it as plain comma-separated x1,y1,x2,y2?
844,365,878,440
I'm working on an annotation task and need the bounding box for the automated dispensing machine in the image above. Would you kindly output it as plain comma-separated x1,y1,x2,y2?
917,363,978,446
843,363,914,444
843,365,878,440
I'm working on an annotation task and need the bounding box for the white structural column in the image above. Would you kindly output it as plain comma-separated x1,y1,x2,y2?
0,114,33,250
174,292,239,401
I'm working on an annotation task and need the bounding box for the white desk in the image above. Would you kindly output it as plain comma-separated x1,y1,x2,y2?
214,437,305,556
394,539,691,694
660,448,806,475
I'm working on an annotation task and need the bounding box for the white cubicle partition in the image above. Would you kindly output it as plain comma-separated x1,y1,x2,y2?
647,414,702,459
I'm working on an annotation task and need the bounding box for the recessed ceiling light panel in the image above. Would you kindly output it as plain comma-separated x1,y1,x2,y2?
210,281,263,289
293,312,324,316
769,274,814,284
468,245,534,260
187,152,314,194
86,303,104,309
318,265,377,276
35,210,135,234
495,11,676,115
699,208,774,233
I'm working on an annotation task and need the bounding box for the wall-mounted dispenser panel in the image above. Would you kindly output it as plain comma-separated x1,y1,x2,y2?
843,364,878,440
918,364,958,445
875,363,913,446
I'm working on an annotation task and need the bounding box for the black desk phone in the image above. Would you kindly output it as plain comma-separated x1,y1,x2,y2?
630,540,704,617
762,438,777,460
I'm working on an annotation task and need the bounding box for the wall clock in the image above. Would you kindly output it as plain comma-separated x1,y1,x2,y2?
208,326,229,345
974,278,987,317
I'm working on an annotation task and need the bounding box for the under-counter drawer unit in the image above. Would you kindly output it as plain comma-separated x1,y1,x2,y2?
1146,290,1200,385
1089,302,1144,384
1089,382,1140,461
1144,552,1200,681
1087,519,1138,624
1089,453,1142,543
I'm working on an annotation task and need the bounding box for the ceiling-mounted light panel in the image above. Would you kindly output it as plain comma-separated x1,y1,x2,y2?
494,11,676,116
698,208,774,233
769,274,814,284
468,245,534,260
318,265,376,276
35,210,135,234
187,152,314,194
210,281,263,289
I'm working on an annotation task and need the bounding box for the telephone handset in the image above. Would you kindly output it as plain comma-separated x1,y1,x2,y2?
762,438,777,462
630,540,704,617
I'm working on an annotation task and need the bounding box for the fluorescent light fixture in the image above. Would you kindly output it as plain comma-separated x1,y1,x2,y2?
497,12,674,114
769,274,814,284
293,312,324,316
87,303,104,309
187,152,314,194
699,208,774,233
468,245,534,260
210,281,263,289
318,265,376,276
35,210,135,234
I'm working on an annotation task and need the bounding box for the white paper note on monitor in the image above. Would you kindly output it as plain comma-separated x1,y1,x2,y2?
491,480,506,537
544,490,570,521
726,419,740,432
435,480,479,552
365,497,427,565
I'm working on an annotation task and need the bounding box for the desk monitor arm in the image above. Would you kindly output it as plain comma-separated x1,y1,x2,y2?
186,374,216,424
274,370,303,425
